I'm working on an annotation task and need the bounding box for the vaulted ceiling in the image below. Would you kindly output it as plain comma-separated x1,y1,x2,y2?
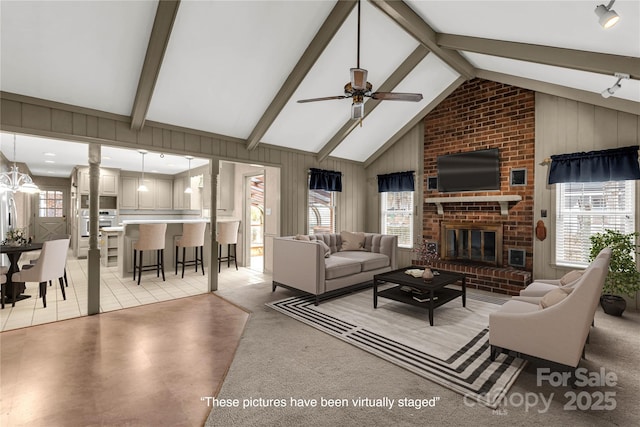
1,0,638,173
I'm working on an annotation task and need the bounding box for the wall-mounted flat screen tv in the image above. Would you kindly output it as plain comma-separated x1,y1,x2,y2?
437,148,500,192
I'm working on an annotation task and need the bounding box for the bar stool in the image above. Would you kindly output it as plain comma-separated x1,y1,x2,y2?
175,222,206,278
133,223,167,286
217,221,239,273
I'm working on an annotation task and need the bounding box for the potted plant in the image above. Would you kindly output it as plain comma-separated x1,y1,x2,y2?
589,229,640,316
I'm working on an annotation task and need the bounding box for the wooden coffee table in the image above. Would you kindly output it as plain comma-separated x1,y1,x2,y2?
373,267,466,326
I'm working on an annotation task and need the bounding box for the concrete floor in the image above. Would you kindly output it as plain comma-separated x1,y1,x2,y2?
0,292,251,426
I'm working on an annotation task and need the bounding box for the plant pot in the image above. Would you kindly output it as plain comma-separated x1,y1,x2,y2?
422,267,434,281
600,294,626,317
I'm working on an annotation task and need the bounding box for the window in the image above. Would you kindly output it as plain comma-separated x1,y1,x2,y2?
308,189,335,234
381,191,413,248
556,180,635,266
38,190,64,217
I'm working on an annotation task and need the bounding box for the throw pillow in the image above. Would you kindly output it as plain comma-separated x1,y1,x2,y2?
559,270,583,286
295,234,310,241
314,240,331,258
539,287,573,309
340,231,366,251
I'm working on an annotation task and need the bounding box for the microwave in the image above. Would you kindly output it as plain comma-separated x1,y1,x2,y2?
80,195,117,209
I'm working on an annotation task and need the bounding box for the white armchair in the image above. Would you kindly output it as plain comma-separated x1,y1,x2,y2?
11,238,70,308
489,249,611,368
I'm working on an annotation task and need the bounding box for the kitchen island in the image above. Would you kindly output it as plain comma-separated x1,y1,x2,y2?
117,220,211,280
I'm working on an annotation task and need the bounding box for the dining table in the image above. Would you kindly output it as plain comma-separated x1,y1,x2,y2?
1,243,43,307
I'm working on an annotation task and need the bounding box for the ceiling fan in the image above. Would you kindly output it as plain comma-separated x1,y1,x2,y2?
297,0,423,121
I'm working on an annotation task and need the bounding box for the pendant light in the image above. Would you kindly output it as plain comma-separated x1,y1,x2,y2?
184,156,194,194
137,150,149,192
0,134,40,193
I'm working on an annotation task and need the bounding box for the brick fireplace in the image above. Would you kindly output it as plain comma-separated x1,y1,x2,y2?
420,79,535,295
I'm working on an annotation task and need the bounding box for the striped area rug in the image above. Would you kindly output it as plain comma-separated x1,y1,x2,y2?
267,288,526,409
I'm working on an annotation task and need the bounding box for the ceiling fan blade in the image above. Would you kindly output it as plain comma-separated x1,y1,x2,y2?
297,96,347,103
370,92,423,102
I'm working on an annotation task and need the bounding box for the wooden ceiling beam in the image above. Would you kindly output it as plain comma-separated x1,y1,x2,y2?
438,33,640,80
370,0,474,80
130,0,181,131
245,0,357,151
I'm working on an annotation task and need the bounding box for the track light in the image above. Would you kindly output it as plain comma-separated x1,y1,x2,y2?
601,72,629,98
595,0,620,29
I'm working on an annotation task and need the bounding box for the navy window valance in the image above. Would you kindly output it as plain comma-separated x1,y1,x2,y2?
548,145,640,184
377,171,415,192
309,168,342,192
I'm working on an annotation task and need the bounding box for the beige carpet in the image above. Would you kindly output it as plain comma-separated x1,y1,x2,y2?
267,288,525,409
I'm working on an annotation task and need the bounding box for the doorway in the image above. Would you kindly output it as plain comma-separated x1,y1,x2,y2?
244,173,264,272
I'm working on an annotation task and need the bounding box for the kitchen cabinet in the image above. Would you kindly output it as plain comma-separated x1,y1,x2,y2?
137,179,155,209
77,167,119,195
100,172,118,196
202,172,211,210
121,175,174,210
100,231,119,267
155,179,173,210
120,176,138,209
173,177,191,210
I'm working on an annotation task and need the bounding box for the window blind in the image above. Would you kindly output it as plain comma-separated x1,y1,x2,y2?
381,191,413,248
556,180,635,266
309,189,335,234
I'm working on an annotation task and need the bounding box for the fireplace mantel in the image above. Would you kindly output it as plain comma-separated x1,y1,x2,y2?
424,195,522,215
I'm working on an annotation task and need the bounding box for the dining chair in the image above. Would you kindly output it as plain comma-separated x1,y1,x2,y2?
1,266,8,309
175,222,206,278
133,223,167,286
30,234,71,287
11,238,70,308
217,221,240,273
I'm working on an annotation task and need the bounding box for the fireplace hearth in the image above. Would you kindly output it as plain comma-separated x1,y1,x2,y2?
440,222,503,266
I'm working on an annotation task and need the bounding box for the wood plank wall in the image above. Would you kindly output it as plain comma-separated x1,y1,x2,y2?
0,94,366,238
365,121,424,268
534,93,640,307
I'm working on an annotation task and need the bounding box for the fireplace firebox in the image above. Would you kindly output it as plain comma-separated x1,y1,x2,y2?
440,222,503,266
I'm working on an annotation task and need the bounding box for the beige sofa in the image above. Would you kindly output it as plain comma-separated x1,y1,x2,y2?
489,248,611,368
272,233,397,305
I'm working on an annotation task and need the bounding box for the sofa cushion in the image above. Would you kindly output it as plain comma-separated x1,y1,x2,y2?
314,240,331,258
519,281,559,297
340,231,365,251
495,299,541,314
333,251,389,272
559,270,583,286
324,256,362,279
295,234,310,241
539,287,573,309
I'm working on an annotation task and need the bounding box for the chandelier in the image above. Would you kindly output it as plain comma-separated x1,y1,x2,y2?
0,134,40,193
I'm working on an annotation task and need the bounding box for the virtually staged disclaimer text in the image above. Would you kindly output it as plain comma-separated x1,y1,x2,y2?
201,396,441,410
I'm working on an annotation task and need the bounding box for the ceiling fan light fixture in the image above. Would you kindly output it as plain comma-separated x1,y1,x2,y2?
595,1,620,28
350,68,368,91
351,102,365,120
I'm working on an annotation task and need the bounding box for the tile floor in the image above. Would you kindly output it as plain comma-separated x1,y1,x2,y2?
1,250,268,332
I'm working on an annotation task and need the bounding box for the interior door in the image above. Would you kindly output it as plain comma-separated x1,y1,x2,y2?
244,173,264,272
34,188,68,242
